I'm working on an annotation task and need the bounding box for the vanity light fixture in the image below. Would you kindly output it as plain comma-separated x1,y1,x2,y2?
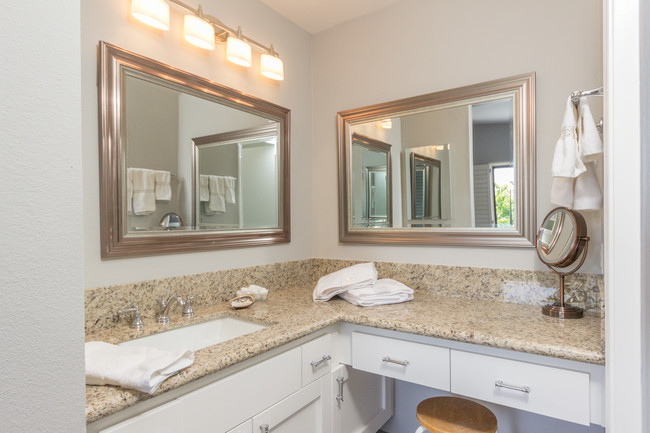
131,0,170,30
130,0,284,80
226,29,252,67
183,10,215,50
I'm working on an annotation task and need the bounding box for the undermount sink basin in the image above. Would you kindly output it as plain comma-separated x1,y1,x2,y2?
120,317,267,351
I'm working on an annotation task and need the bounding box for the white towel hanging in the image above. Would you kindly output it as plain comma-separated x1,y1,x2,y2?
578,97,603,161
573,161,603,210
131,168,156,215
551,98,586,179
154,170,172,201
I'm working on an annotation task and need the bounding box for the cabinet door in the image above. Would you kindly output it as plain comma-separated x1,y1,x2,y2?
330,364,393,433
252,379,324,433
227,420,253,433
100,400,183,433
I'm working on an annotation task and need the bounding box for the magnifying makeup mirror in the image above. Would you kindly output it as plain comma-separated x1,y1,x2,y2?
537,207,590,319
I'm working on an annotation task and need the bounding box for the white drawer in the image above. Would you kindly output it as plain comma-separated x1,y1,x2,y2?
352,332,450,390
302,333,336,386
450,350,591,426
180,347,301,432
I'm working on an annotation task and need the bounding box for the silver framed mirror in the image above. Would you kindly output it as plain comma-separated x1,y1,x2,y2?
337,72,536,247
99,42,290,257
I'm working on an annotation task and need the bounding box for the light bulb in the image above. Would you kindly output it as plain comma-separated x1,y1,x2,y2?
226,36,252,67
131,0,170,30
261,53,284,81
183,15,215,50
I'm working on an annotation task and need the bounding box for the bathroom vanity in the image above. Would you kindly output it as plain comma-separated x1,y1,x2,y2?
85,285,604,432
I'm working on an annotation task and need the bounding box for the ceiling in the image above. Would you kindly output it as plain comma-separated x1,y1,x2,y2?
258,0,403,34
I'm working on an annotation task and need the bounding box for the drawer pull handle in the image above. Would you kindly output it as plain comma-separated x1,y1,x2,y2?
336,376,345,402
495,379,530,393
311,354,332,368
382,356,410,366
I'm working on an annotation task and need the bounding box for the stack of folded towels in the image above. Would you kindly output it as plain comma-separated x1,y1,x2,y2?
85,341,194,394
312,262,413,307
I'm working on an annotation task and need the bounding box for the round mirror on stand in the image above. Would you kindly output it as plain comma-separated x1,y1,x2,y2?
537,207,590,319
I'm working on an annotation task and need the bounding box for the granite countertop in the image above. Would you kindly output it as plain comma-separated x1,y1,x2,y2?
85,285,604,424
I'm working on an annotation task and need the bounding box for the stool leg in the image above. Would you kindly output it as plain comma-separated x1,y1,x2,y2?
415,427,426,433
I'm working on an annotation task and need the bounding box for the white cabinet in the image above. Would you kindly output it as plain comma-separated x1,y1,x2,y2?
180,347,302,432
252,379,326,433
227,420,253,433
451,350,591,426
302,333,337,386
100,400,183,433
330,364,393,433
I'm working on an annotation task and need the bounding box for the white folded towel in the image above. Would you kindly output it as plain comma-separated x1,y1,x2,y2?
578,97,603,161
224,176,237,204
126,168,134,215
551,98,586,179
131,168,156,215
573,161,602,210
338,278,414,307
199,175,210,202
85,341,194,395
206,175,226,214
313,262,378,302
154,170,172,201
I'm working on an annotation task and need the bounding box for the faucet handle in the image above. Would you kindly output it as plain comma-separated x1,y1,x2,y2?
118,307,144,330
182,295,203,318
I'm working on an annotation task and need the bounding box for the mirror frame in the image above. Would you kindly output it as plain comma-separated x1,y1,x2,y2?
351,133,393,227
337,72,536,247
99,41,290,257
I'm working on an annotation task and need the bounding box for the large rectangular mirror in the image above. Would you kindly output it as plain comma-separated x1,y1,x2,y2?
99,42,290,257
337,73,535,247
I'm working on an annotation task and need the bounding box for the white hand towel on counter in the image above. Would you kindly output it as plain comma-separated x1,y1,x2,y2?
131,168,156,215
224,176,237,204
199,175,210,202
313,262,378,302
85,341,194,395
578,97,603,161
154,170,172,201
573,161,603,210
206,175,226,214
338,278,414,307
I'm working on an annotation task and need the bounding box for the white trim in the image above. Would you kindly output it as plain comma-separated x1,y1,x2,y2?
605,0,643,432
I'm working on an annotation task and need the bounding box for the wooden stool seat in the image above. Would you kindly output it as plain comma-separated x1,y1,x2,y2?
416,397,498,433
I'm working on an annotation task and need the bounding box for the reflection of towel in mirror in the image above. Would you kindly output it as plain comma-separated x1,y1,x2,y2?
126,168,134,215
85,341,194,395
224,176,236,204
131,168,156,215
573,161,602,210
154,170,171,201
338,278,414,307
206,175,226,214
313,262,378,302
578,97,603,161
199,175,209,202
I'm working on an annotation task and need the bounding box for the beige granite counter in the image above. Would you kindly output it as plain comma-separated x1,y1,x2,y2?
85,284,604,424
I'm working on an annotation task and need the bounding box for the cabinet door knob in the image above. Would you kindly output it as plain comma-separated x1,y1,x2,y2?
260,423,269,433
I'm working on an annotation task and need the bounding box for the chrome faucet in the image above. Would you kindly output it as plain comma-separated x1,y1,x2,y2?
157,295,185,324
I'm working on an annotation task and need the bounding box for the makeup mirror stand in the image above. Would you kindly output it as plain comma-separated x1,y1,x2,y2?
541,236,590,319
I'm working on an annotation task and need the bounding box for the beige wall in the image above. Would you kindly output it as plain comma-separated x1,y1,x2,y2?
312,0,603,273
81,0,313,287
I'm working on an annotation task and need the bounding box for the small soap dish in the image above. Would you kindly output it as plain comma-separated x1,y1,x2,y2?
230,295,255,309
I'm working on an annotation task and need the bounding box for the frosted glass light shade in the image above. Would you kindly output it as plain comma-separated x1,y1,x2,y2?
183,15,215,50
261,54,284,81
227,36,252,67
131,0,170,30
